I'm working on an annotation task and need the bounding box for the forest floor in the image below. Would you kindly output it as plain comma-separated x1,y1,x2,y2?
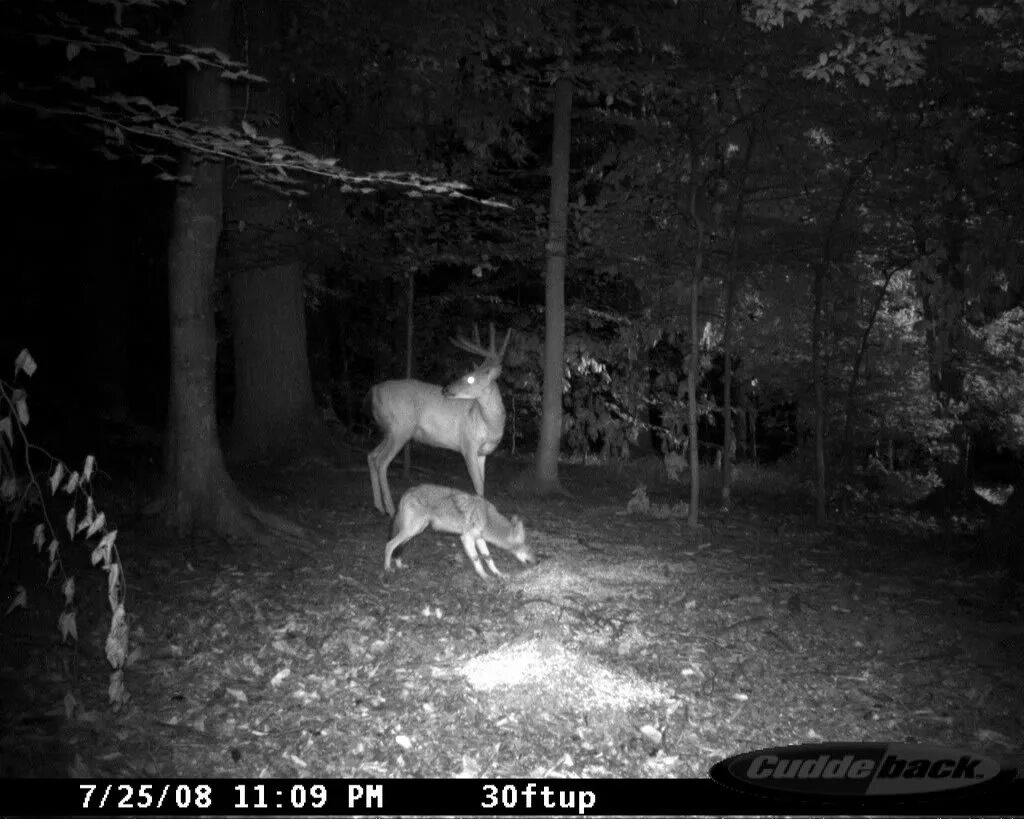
2,445,1023,783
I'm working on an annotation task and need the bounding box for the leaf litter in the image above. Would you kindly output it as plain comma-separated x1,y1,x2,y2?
4,461,1023,780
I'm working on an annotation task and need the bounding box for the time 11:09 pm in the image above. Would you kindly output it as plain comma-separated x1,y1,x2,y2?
235,783,330,810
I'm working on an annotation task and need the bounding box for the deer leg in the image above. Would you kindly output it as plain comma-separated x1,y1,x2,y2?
384,506,430,571
369,435,403,516
474,537,503,576
460,532,492,580
464,452,486,496
368,450,382,512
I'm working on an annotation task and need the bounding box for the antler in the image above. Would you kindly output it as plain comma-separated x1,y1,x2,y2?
451,322,511,362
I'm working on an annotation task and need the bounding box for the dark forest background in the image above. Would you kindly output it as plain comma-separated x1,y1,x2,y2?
1,0,1023,779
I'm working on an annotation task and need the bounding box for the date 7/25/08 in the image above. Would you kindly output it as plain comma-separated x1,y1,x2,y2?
68,780,599,815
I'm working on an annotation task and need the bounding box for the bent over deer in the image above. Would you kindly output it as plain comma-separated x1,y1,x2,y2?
367,323,511,516
384,484,535,580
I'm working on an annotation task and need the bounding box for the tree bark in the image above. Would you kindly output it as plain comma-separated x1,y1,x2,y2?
163,0,236,533
535,76,573,492
811,258,828,524
687,184,703,530
914,210,971,498
841,267,896,471
811,162,866,523
163,0,302,544
224,0,321,463
736,388,748,460
403,269,414,478
721,274,734,509
230,262,319,461
721,125,754,510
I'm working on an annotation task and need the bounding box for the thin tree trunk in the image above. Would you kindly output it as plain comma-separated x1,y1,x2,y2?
403,269,414,478
811,260,828,524
721,272,735,508
812,162,867,523
988,478,1024,579
535,76,572,492
914,214,971,498
749,403,758,464
721,127,755,510
841,267,896,470
736,395,748,460
687,184,703,529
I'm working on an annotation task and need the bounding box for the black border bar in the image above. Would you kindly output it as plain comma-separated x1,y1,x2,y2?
1,777,1021,816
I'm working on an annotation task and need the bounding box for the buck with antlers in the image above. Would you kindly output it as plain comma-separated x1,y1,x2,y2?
367,323,512,517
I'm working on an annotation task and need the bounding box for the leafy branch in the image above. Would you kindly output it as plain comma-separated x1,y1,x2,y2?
1,0,510,205
1,350,130,711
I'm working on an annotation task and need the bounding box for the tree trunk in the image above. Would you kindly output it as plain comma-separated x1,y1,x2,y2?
811,164,866,523
749,402,758,464
841,268,895,473
914,211,971,498
721,128,754,510
811,156,868,522
811,259,828,524
230,262,319,461
224,0,322,463
721,273,734,510
735,381,749,460
687,184,703,529
164,0,236,533
1000,480,1024,579
535,77,572,492
163,0,301,544
403,269,414,478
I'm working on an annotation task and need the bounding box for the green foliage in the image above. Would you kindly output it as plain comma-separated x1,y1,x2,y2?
1,350,130,710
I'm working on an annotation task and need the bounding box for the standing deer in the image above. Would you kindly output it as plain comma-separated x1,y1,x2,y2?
367,323,511,517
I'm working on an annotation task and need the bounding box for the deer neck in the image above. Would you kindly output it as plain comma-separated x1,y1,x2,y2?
472,384,505,434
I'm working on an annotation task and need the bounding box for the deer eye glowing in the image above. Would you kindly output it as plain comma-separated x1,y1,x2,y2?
466,376,476,384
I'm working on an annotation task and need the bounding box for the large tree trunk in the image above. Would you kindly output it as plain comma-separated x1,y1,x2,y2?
224,0,321,463
230,261,319,460
163,0,300,544
164,0,236,533
534,77,572,492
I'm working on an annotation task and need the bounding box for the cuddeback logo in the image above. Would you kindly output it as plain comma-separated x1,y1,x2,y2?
710,742,1009,800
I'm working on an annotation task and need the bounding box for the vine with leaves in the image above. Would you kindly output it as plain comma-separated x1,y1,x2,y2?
1,349,129,709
